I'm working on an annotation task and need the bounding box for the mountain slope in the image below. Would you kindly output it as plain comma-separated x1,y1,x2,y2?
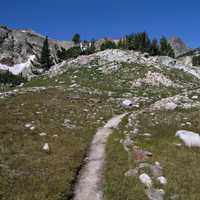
1,49,200,200
169,37,191,58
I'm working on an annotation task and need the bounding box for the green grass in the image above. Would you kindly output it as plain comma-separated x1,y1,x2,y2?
2,60,200,200
0,87,114,200
103,118,147,200
104,109,200,200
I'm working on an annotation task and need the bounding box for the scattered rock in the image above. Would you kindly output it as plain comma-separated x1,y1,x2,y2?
157,176,167,185
145,188,165,200
39,132,47,136
43,143,50,152
191,95,198,100
125,168,138,177
122,99,133,108
25,123,32,128
139,173,152,188
133,148,153,162
150,164,163,178
63,119,76,129
30,126,35,131
176,130,200,147
53,134,58,138
143,133,152,137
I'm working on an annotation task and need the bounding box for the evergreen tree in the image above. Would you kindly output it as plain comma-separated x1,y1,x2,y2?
125,32,151,53
0,70,27,88
192,55,200,66
149,39,159,56
72,33,81,44
56,47,67,62
100,39,116,51
40,36,53,70
117,38,127,49
159,36,175,58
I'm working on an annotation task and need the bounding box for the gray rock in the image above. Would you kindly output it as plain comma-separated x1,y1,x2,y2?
0,25,73,71
124,168,138,177
145,188,165,200
150,164,163,178
169,37,191,58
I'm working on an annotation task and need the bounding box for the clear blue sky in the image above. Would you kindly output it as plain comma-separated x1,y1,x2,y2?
0,0,199,48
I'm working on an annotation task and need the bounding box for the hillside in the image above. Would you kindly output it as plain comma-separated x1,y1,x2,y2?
1,48,200,200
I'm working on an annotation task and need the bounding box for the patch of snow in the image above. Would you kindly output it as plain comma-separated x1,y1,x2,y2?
139,173,152,188
176,130,200,147
0,55,35,75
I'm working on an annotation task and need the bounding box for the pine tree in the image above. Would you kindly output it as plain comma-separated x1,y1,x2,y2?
40,36,53,70
159,36,175,58
117,38,127,49
192,55,200,66
100,39,116,51
149,39,159,56
72,33,81,44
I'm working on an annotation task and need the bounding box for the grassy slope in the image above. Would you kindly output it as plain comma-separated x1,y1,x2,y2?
1,60,200,200
104,109,200,200
102,63,200,199
0,65,120,200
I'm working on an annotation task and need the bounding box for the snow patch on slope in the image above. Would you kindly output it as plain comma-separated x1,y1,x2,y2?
0,55,35,75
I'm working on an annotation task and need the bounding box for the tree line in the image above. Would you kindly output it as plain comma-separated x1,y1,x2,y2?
101,32,175,58
0,71,27,87
37,32,175,71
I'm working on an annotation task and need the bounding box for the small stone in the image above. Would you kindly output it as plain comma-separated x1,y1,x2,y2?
25,123,32,128
192,95,198,100
143,133,152,137
53,134,58,137
139,173,152,188
122,99,133,108
186,122,192,126
145,188,164,200
174,143,182,147
30,126,35,131
43,143,50,152
133,128,139,134
39,132,47,136
150,164,163,178
157,176,167,185
181,123,185,127
125,168,138,177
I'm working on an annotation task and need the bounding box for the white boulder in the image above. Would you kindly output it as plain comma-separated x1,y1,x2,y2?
176,130,200,147
139,173,152,188
157,176,167,185
122,99,133,108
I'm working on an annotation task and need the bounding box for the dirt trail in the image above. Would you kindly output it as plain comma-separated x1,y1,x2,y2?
73,113,127,200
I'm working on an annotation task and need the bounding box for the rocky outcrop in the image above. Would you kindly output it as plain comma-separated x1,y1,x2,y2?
169,37,191,58
0,26,75,65
0,25,73,75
